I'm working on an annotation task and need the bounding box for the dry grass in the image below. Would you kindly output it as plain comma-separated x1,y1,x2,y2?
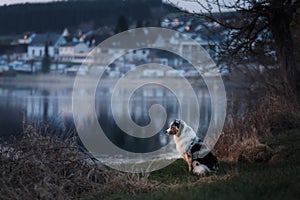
0,125,159,200
214,92,300,162
214,109,273,162
261,93,300,132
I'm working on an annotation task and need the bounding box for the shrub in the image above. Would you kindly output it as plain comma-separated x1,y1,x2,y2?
213,92,300,162
0,126,157,199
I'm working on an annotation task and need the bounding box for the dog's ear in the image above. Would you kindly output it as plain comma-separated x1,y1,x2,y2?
173,119,181,129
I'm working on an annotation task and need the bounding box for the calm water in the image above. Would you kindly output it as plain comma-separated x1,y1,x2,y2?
0,80,212,158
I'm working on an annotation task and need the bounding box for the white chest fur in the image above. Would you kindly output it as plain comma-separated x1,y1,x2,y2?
173,125,196,155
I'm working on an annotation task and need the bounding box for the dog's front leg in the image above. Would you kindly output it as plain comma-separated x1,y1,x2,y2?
183,153,193,172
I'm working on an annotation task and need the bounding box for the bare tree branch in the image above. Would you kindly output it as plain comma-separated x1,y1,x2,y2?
165,0,300,97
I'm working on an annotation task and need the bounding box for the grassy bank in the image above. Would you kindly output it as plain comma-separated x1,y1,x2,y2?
95,129,300,200
1,128,299,199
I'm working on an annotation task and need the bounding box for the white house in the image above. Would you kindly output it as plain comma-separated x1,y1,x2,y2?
59,42,90,63
27,33,66,60
179,40,211,64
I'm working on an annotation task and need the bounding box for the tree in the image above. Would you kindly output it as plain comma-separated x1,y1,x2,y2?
115,15,129,34
42,43,51,73
168,0,300,98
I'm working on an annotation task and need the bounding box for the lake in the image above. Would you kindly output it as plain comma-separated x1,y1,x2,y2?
0,75,215,165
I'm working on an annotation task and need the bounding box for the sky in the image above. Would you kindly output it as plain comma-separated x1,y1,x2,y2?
165,0,233,13
0,0,60,6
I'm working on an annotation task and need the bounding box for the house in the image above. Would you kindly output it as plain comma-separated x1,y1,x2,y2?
179,40,211,64
93,28,169,66
27,33,66,60
0,44,28,60
18,32,36,44
59,42,90,63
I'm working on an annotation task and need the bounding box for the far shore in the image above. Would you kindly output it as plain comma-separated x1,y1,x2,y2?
0,74,217,89
0,74,76,88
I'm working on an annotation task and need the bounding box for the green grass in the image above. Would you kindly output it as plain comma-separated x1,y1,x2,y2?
96,129,300,200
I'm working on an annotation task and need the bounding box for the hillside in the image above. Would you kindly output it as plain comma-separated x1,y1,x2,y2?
0,0,178,35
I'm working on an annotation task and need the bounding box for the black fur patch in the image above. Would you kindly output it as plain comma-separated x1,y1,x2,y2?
190,143,202,154
173,119,181,129
193,152,219,171
190,140,219,171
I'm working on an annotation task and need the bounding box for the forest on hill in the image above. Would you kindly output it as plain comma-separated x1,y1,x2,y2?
0,0,178,35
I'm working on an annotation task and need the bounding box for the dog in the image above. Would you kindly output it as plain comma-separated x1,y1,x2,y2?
165,119,219,175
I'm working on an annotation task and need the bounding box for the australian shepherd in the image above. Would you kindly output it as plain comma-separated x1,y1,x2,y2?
165,119,219,175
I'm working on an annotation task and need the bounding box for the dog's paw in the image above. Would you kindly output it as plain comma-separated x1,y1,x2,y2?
192,161,210,175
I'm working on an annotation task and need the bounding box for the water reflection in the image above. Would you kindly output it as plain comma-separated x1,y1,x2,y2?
0,83,211,153
0,86,73,138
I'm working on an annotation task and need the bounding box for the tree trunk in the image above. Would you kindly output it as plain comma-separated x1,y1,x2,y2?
270,1,300,98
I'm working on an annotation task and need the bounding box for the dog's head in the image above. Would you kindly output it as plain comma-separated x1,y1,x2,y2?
165,119,182,136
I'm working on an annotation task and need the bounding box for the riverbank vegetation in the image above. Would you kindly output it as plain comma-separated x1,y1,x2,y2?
0,126,159,199
1,104,299,199
132,129,300,200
